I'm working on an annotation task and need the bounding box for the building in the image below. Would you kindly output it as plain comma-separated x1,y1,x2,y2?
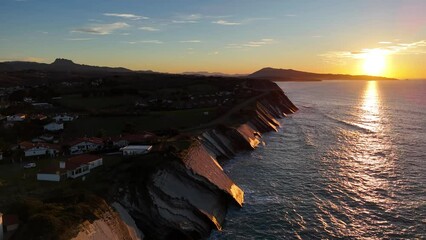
6,114,26,122
120,145,152,156
2,214,19,232
30,114,48,121
37,154,103,182
108,133,156,148
32,134,54,143
23,97,34,103
53,114,77,122
43,122,64,132
68,137,104,155
19,141,60,157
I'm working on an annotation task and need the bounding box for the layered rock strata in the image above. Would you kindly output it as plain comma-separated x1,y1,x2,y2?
108,89,298,239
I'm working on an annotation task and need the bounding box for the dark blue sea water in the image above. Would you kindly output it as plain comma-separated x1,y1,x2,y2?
210,80,426,239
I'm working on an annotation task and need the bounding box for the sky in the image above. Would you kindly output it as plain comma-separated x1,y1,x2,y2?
1,0,425,78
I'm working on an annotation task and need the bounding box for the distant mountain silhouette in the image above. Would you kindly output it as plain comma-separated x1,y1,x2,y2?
248,67,396,81
183,71,246,77
0,58,132,73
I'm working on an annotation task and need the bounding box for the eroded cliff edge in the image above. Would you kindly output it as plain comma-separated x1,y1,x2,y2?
102,84,298,240
11,80,297,240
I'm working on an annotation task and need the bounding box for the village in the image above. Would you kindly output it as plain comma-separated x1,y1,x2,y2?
0,95,156,239
0,74,266,239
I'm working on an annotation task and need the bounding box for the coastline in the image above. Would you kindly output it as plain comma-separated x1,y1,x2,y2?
104,86,298,239
0,76,298,240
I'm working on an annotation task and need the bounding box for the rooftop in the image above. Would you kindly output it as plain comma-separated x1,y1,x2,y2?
19,141,61,151
67,137,103,146
39,154,102,174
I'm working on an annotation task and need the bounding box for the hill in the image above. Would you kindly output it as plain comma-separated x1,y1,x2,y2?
248,67,396,81
0,58,132,73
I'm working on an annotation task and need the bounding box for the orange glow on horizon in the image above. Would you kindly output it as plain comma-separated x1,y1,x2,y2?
362,50,387,76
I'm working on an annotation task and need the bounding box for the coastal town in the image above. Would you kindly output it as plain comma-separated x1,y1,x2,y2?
0,69,273,239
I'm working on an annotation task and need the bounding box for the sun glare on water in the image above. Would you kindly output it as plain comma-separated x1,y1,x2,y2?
362,50,387,76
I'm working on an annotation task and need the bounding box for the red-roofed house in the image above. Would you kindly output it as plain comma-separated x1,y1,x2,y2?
68,137,104,155
2,214,19,232
37,154,103,182
19,141,60,157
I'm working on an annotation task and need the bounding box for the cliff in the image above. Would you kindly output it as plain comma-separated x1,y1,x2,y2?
105,87,298,239
72,202,142,240
5,79,297,240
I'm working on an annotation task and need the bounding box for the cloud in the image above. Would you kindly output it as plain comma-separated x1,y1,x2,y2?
172,20,197,24
208,51,219,55
182,14,202,21
172,13,203,24
320,40,426,64
227,38,275,48
139,26,160,31
140,40,163,44
103,13,148,20
72,22,129,35
180,40,201,43
171,14,240,24
212,20,241,26
125,40,163,44
65,38,93,41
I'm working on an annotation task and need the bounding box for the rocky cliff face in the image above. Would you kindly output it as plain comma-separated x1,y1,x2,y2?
71,201,142,240
102,89,298,240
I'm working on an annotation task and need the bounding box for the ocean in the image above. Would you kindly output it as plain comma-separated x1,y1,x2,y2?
210,80,426,239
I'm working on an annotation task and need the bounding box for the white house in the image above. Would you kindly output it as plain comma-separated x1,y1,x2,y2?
37,155,103,182
6,114,26,122
43,122,64,131
68,137,104,155
120,145,152,156
23,97,34,103
53,114,77,122
19,142,60,157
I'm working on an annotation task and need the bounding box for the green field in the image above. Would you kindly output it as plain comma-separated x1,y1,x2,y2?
57,94,138,111
62,107,218,138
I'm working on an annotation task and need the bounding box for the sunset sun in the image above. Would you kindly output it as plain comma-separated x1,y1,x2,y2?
362,50,387,76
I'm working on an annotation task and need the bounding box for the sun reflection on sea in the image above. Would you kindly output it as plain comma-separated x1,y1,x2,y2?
360,81,381,132
317,81,398,237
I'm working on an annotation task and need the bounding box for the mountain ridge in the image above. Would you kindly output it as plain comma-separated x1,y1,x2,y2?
0,59,397,80
248,67,397,81
0,58,132,73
